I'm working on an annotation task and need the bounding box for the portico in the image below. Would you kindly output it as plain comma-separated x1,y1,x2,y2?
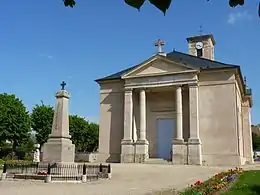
120,67,202,165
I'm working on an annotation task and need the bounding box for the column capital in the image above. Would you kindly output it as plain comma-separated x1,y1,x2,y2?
140,88,147,92
188,83,199,88
176,86,183,92
124,88,133,93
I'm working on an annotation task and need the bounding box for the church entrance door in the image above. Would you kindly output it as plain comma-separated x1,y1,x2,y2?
156,118,174,160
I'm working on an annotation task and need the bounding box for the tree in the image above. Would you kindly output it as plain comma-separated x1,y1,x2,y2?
69,115,99,152
31,104,54,147
63,0,259,16
0,93,31,156
87,122,99,152
252,132,260,151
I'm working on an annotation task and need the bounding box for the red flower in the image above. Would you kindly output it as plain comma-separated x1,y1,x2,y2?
195,180,202,185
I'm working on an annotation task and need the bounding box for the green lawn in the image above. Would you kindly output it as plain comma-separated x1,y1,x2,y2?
223,170,260,195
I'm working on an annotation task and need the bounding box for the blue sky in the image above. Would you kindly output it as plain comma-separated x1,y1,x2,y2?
0,1,259,124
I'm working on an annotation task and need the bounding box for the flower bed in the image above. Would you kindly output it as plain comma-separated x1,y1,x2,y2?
37,170,48,175
180,167,243,195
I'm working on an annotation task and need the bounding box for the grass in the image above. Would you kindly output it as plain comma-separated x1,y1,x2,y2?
223,170,260,195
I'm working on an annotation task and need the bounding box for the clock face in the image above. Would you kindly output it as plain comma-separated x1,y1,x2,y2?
195,42,203,49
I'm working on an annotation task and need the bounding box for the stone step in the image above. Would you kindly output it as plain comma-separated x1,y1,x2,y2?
144,158,172,165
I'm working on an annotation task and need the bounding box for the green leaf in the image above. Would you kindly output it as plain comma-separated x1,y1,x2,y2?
229,0,244,7
0,93,31,155
31,104,54,146
125,0,146,10
149,0,172,15
63,0,76,7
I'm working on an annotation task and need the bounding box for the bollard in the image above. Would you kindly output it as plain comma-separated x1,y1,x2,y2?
45,174,51,183
45,163,51,183
82,164,87,183
107,164,112,179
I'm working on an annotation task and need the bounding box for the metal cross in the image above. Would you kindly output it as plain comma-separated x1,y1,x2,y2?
155,39,165,53
199,25,203,35
61,81,66,90
244,76,247,86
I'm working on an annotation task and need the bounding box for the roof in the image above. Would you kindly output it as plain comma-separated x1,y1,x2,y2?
95,51,240,82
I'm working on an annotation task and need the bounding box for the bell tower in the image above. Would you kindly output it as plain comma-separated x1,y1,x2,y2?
186,34,216,61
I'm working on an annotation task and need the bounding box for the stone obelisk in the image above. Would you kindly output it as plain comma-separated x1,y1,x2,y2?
42,81,75,164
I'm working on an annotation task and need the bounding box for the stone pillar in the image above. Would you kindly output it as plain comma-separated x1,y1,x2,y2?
139,89,147,141
135,89,149,163
121,88,134,163
188,83,202,165
42,89,75,163
175,86,184,141
172,86,186,164
132,93,138,142
133,115,137,142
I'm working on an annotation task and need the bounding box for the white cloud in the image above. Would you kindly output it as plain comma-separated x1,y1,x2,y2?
227,11,252,24
39,53,53,59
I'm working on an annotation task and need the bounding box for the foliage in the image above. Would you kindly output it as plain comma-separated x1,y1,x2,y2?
15,135,35,160
31,104,54,147
180,167,243,195
222,170,260,195
0,93,31,156
252,133,260,151
62,0,260,16
69,115,99,152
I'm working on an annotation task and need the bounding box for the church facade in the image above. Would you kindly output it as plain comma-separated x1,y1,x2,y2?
95,34,254,166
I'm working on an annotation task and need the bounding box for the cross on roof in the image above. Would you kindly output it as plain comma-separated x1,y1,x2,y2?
155,39,165,53
244,76,247,86
199,25,203,35
61,81,66,90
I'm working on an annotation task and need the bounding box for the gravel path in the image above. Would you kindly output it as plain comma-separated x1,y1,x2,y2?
0,164,232,195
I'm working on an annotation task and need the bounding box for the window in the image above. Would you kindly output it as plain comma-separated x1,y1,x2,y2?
197,49,203,57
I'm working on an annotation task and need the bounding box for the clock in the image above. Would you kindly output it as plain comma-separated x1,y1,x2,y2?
195,42,203,49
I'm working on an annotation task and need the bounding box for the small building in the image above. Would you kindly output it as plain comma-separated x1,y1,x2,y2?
95,34,253,166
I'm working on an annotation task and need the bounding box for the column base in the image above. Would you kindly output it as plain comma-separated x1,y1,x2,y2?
188,138,202,165
135,139,149,163
121,139,134,163
172,139,187,164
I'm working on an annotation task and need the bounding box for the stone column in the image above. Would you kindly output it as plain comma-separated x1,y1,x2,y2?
188,83,202,165
172,86,186,164
139,89,147,141
135,89,149,163
175,86,184,142
121,88,134,163
133,115,137,142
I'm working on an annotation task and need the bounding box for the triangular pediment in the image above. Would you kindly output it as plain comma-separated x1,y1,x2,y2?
122,55,196,78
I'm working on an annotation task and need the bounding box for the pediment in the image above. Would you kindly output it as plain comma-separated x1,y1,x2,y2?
122,55,196,78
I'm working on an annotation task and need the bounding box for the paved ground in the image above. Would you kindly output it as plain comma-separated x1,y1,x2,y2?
0,163,233,195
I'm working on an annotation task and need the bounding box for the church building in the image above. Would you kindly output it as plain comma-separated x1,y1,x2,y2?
95,34,254,166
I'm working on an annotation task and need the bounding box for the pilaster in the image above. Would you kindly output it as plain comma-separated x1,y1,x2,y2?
188,83,202,165
121,88,134,163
